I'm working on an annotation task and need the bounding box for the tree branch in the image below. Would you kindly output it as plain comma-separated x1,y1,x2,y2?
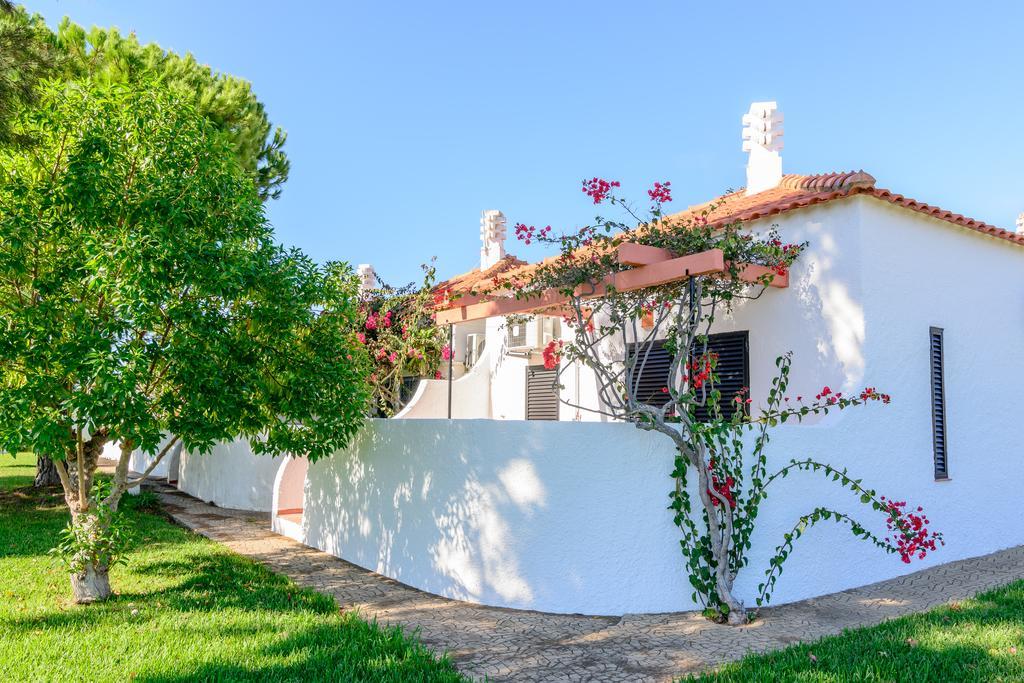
123,434,180,490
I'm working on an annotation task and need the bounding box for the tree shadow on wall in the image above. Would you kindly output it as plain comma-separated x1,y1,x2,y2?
301,422,545,607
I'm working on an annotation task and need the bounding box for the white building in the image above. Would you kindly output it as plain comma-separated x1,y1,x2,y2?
152,102,1024,617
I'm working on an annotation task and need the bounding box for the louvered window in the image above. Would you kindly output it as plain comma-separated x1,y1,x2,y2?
626,340,673,408
627,332,749,421
693,332,749,421
930,327,949,480
526,365,560,420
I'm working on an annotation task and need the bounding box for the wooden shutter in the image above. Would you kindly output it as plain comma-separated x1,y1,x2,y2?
526,365,559,420
693,331,749,422
626,340,673,408
627,332,749,420
930,327,949,479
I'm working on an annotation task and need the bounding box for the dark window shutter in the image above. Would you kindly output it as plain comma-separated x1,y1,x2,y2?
693,332,749,422
930,327,949,479
626,340,674,408
526,365,559,420
627,332,750,421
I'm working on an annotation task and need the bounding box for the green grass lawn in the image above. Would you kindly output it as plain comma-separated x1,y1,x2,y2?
0,453,465,682
691,584,1024,682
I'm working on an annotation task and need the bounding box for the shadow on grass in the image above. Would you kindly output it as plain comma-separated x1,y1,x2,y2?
0,484,70,560
4,552,333,632
0,473,36,490
693,582,1024,682
136,618,465,683
5,540,465,682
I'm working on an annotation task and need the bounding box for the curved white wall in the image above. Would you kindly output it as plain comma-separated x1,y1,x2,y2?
194,192,1021,616
128,435,180,480
178,440,282,511
289,400,1024,616
286,201,1024,615
271,456,308,541
394,347,493,419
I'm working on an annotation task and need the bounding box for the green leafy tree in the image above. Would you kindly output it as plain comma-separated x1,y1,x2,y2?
0,80,369,602
0,5,294,485
0,4,60,147
0,6,288,199
53,19,289,201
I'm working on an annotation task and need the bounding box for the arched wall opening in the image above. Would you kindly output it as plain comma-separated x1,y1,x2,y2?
271,456,308,541
166,442,182,485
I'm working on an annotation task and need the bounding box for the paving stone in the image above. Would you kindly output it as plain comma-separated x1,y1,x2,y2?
140,480,1024,682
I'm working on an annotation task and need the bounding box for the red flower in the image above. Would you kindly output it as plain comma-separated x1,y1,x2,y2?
542,339,563,370
434,370,442,380
581,177,620,204
647,181,672,204
513,223,551,245
441,345,452,361
881,498,944,563
433,289,453,307
707,462,736,509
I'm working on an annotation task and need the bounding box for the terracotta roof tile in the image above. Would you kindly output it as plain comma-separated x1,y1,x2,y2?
438,255,528,295
664,170,1024,247
437,171,1023,291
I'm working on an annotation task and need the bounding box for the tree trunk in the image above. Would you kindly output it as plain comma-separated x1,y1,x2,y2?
35,455,62,487
70,563,111,603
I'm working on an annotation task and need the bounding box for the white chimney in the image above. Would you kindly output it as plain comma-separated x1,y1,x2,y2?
742,101,785,195
480,209,507,270
357,263,376,295
1017,213,1024,233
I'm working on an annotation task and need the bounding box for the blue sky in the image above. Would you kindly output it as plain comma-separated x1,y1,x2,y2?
23,1,1024,284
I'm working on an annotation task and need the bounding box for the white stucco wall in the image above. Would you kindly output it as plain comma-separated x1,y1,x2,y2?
395,348,493,419
177,440,283,511
289,404,1024,616
278,194,1024,616
488,317,552,420
271,455,308,541
128,435,181,480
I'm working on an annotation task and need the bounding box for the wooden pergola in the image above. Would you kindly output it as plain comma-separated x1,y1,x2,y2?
434,244,787,326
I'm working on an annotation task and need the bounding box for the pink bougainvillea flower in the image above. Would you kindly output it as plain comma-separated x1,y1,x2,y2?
648,181,672,204
541,339,563,370
581,177,620,204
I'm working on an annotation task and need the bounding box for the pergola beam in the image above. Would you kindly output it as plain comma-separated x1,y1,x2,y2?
434,244,788,325
436,249,726,325
616,242,675,266
617,243,788,288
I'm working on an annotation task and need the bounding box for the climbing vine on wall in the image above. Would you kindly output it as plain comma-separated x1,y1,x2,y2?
486,178,943,624
358,263,448,416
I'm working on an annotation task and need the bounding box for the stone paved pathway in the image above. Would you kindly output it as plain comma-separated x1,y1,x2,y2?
147,482,1024,682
